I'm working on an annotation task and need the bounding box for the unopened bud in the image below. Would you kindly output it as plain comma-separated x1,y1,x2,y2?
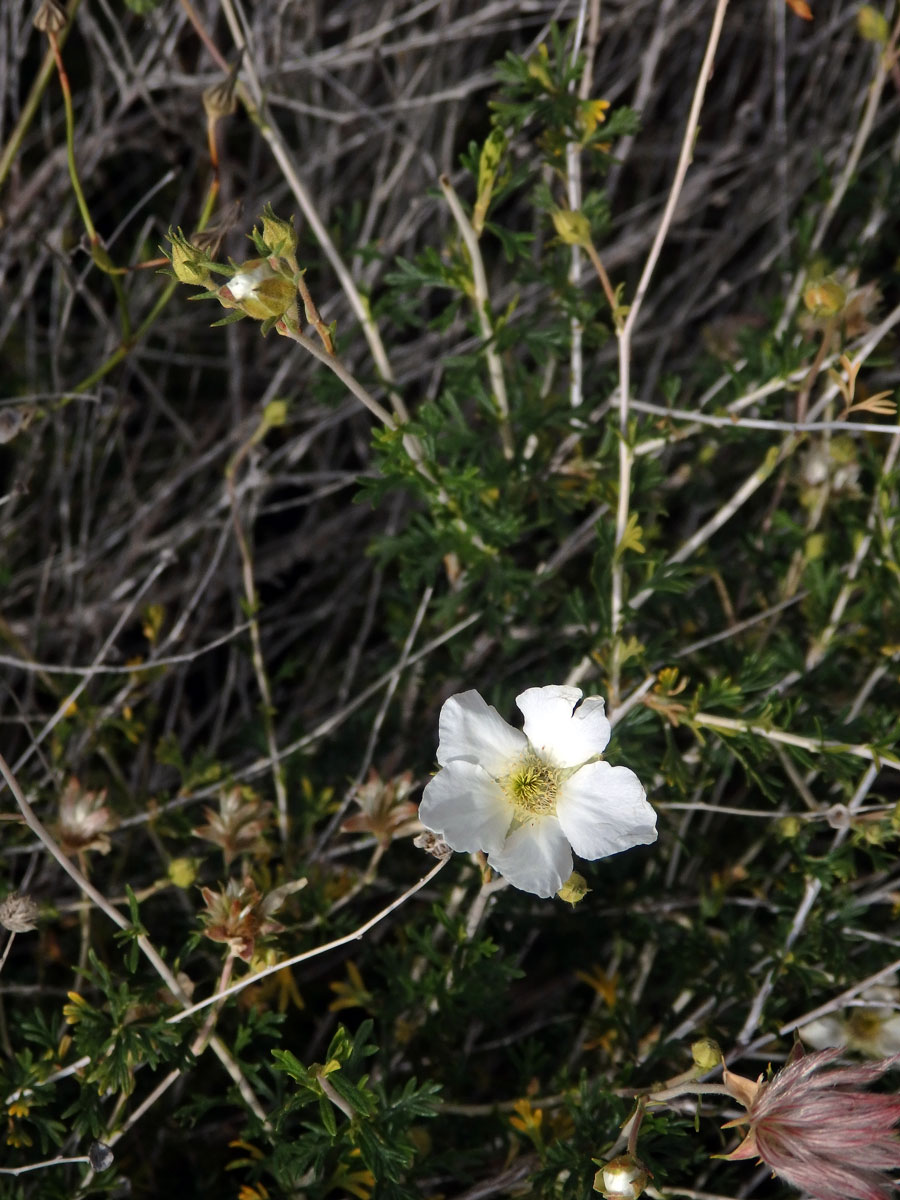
857,5,889,43
34,0,67,34
691,1037,721,1073
218,259,297,321
803,276,846,318
776,815,802,839
167,228,212,287
167,857,197,889
594,1153,651,1200
260,204,298,258
557,871,590,905
552,208,591,247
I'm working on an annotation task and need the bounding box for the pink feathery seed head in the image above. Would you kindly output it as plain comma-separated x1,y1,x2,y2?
722,1046,900,1200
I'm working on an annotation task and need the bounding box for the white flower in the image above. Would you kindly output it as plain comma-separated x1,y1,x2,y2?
799,984,900,1058
418,685,657,898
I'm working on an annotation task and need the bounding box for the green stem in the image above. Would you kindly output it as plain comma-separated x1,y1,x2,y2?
0,0,83,196
49,31,96,243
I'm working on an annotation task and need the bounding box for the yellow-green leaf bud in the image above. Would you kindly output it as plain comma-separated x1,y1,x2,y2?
260,205,298,258
552,208,591,247
218,258,297,321
593,1153,651,1200
691,1037,722,1073
167,229,213,287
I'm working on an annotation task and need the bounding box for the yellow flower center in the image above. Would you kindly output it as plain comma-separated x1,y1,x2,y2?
504,753,561,816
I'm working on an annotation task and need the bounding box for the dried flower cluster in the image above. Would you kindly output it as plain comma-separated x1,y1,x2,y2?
194,786,272,866
199,876,304,962
0,892,39,933
56,778,115,856
341,769,420,848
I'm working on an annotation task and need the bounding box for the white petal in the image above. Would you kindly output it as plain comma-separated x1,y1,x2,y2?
872,1016,900,1057
517,686,610,767
797,1016,845,1051
419,760,514,854
487,816,572,898
227,263,273,299
436,690,526,776
556,762,657,860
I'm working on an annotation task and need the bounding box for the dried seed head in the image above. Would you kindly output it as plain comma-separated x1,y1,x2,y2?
88,1141,114,1172
56,778,115,856
34,0,67,34
0,407,25,444
193,785,273,866
203,58,241,121
0,892,39,933
341,769,420,848
199,877,287,961
414,830,451,859
191,199,244,258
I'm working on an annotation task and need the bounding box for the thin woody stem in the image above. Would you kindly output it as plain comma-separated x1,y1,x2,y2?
609,0,730,704
439,174,514,459
167,856,449,1024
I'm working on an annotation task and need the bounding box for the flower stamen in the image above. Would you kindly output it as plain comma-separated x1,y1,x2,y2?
504,753,561,816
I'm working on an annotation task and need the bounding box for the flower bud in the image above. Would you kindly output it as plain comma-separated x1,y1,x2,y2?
260,204,298,258
594,1153,651,1200
803,276,846,318
552,208,591,247
691,1037,722,1073
167,228,213,287
857,5,889,44
168,857,197,889
557,871,590,905
776,815,802,839
218,259,297,321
